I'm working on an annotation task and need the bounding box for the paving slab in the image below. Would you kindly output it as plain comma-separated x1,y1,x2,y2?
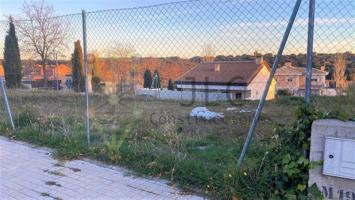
0,136,204,200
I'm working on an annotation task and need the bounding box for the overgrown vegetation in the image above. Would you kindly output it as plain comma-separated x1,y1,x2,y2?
208,104,322,199
277,89,292,97
0,88,354,199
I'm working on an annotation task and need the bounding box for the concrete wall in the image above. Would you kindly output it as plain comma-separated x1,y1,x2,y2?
136,89,230,102
309,119,355,199
320,88,337,96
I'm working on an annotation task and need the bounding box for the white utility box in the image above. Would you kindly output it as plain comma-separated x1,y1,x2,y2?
323,137,355,180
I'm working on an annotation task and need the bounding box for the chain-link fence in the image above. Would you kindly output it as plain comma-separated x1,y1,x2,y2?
0,0,354,198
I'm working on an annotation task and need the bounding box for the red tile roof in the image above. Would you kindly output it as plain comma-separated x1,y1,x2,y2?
176,61,267,86
275,65,328,76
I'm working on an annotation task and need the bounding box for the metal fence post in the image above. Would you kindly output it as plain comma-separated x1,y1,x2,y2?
0,79,15,130
305,0,316,103
237,0,303,169
82,10,90,145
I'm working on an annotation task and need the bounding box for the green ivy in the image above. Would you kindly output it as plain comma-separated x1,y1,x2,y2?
267,104,322,198
233,104,327,199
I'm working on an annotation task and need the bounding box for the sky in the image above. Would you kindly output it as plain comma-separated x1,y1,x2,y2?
0,0,183,19
0,0,354,59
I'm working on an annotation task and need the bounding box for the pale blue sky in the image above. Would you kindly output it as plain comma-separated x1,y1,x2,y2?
0,0,354,58
0,0,182,19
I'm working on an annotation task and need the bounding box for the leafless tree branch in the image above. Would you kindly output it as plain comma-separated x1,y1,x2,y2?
15,0,69,87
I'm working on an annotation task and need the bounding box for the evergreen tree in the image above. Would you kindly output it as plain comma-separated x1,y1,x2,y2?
71,40,85,92
167,78,174,90
153,69,161,89
3,17,22,88
143,69,152,88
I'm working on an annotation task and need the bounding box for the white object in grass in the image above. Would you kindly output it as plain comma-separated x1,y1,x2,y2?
239,109,253,113
226,107,237,111
190,107,224,120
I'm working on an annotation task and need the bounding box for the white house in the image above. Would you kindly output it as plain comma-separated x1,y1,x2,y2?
175,58,276,100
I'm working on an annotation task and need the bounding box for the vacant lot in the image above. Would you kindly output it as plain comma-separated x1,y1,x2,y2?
2,89,353,138
1,90,297,138
0,89,354,198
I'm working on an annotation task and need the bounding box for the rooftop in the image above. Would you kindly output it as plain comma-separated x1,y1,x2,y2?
275,63,328,76
176,60,267,85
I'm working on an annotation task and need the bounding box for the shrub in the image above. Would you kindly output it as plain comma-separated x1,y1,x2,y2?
346,82,355,101
15,105,39,128
229,104,324,199
276,96,304,106
277,89,292,96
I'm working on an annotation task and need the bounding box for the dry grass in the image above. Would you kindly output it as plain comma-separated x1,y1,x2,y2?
1,89,353,142
0,89,298,140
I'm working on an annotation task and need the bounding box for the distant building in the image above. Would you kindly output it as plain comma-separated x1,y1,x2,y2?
274,62,331,96
0,64,4,80
175,58,276,100
22,64,72,89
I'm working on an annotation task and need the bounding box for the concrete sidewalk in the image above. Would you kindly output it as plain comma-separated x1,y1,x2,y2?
0,137,203,200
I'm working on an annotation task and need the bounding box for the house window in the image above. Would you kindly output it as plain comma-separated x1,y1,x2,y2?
287,77,293,82
214,64,220,72
311,78,318,82
235,93,242,99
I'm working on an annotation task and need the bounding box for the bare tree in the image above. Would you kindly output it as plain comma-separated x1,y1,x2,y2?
202,43,215,62
334,53,348,95
16,1,68,87
104,43,135,91
111,42,135,59
93,43,135,94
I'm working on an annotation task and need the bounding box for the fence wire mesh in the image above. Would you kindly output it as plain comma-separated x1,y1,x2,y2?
0,0,354,198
